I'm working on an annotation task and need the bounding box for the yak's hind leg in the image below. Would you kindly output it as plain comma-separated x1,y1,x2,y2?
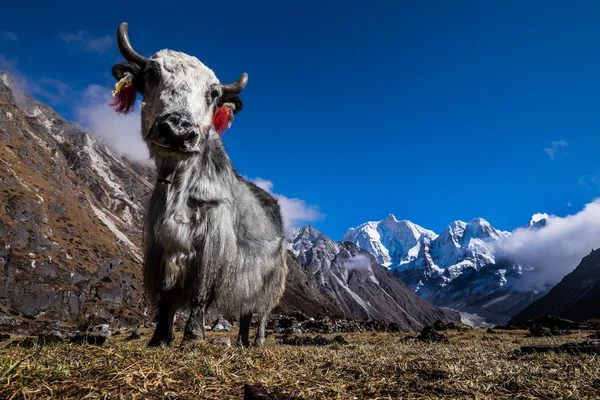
237,313,252,347
183,303,206,342
148,290,177,348
253,314,269,347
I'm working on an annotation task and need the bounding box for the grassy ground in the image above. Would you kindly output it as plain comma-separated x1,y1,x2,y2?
0,328,599,399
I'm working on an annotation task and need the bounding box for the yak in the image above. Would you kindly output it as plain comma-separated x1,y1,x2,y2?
111,22,287,348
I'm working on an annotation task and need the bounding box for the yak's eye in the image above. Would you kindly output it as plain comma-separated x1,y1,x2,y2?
209,89,220,102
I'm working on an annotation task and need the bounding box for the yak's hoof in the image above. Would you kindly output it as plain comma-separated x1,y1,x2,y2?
147,339,169,348
148,333,174,348
237,339,252,348
183,333,205,342
253,338,265,348
183,327,205,342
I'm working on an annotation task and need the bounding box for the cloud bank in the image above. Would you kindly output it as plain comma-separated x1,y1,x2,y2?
76,84,149,163
497,199,600,286
344,254,372,271
250,178,323,233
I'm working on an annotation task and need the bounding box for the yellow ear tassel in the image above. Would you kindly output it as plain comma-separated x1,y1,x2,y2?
112,74,133,97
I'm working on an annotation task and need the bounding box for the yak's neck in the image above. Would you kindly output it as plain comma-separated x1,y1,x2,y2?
154,136,238,197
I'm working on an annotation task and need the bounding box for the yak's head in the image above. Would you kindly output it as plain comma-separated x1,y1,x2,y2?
111,22,247,158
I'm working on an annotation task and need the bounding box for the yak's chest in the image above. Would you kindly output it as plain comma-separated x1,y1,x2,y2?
150,190,221,253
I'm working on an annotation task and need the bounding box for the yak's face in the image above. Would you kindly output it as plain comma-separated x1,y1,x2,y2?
111,23,246,159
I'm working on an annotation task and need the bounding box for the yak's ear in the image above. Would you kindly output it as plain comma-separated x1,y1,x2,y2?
111,62,145,94
218,94,244,114
112,62,140,80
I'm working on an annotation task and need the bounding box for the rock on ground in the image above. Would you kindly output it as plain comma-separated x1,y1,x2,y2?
416,326,449,343
212,317,232,332
244,384,274,400
210,337,232,348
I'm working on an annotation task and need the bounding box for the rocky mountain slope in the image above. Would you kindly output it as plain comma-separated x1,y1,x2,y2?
509,248,600,324
343,214,550,324
0,71,458,331
287,226,460,330
0,71,153,327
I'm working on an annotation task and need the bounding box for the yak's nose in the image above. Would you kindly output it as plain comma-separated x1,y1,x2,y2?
153,113,199,148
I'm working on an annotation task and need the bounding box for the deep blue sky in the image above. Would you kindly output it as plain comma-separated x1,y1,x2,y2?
2,1,600,240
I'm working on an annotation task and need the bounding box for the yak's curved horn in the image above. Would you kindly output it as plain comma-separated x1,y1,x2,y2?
221,73,248,95
117,22,148,67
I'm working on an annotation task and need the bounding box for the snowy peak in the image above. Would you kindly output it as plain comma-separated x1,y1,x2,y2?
343,215,436,267
288,225,338,258
465,218,507,241
289,225,326,243
527,213,549,229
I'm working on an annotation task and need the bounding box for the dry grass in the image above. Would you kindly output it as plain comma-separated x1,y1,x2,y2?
1,328,599,399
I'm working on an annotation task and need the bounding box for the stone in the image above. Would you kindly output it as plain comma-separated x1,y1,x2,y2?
144,322,157,329
433,320,471,331
281,335,332,346
125,332,141,341
70,334,106,346
333,335,348,345
416,326,449,343
210,336,232,348
527,326,570,337
212,317,232,332
38,333,63,346
0,313,16,326
244,384,274,400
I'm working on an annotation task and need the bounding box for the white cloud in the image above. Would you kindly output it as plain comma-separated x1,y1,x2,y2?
76,84,149,162
344,254,372,271
544,139,568,160
249,178,323,233
578,173,600,189
2,30,18,42
59,31,113,54
497,199,600,287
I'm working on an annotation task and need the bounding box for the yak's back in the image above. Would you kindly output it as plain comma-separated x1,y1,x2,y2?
240,176,284,237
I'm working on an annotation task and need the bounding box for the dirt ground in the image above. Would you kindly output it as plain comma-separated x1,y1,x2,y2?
1,327,599,399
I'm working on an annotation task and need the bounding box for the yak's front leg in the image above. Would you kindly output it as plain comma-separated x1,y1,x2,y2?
148,290,177,348
183,303,206,342
237,313,252,347
253,314,269,347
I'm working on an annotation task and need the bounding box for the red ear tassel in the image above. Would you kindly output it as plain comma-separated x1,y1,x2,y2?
212,106,231,135
109,78,137,114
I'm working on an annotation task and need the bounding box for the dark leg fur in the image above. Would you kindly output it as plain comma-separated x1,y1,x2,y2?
183,304,206,342
254,314,268,347
237,313,252,347
148,290,177,348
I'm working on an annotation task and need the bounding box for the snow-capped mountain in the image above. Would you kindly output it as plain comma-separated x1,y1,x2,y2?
527,213,549,229
287,226,459,329
344,214,549,324
343,214,437,267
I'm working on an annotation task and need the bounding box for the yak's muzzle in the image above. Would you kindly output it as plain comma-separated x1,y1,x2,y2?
148,112,200,152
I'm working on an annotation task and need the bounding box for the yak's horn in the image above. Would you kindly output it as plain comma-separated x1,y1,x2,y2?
117,22,148,67
221,73,248,95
